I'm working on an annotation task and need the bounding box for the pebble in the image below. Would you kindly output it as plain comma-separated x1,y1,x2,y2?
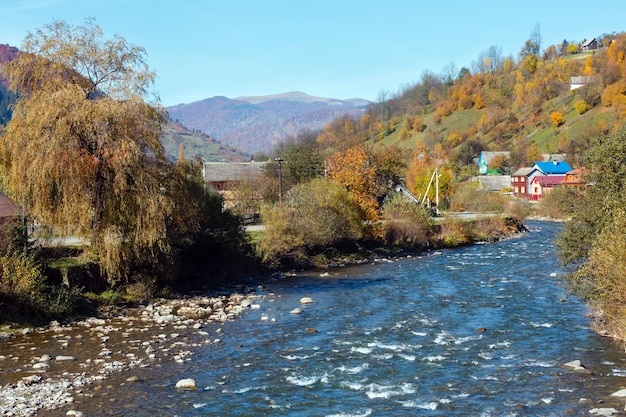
299,297,314,304
0,292,257,416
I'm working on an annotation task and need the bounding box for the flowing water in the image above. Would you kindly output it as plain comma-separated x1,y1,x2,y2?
7,221,626,416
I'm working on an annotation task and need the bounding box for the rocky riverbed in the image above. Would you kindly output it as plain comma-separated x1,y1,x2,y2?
0,289,261,416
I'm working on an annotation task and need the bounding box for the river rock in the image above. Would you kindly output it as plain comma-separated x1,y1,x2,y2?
66,411,84,417
589,408,620,416
290,308,303,314
299,297,314,305
56,355,76,361
175,378,197,389
22,375,41,384
563,360,588,372
126,376,141,382
610,388,626,397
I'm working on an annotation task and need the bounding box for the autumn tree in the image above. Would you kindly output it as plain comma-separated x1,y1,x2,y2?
325,146,379,227
0,20,172,283
557,128,626,336
550,111,565,127
406,143,454,210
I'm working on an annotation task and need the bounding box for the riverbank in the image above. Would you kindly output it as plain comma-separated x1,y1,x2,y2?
0,217,529,416
0,291,261,416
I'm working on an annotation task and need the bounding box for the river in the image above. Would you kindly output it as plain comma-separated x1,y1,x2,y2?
5,220,626,416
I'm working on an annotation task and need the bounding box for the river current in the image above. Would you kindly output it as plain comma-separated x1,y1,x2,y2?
11,220,626,416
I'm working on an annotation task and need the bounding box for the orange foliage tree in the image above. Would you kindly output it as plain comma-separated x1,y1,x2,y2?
325,146,380,227
550,111,565,127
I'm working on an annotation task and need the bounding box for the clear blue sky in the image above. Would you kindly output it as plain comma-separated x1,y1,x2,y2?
1,0,623,107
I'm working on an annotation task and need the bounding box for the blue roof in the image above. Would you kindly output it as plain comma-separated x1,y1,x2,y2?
533,161,573,175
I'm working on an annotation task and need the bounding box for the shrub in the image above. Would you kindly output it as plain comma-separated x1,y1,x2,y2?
256,178,363,266
382,194,434,249
574,99,590,114
550,111,565,127
449,181,508,213
537,186,580,219
0,248,77,318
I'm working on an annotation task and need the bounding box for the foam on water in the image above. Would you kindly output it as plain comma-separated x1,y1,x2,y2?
336,363,369,374
399,400,438,410
365,382,416,399
351,347,373,354
286,373,326,386
325,409,372,417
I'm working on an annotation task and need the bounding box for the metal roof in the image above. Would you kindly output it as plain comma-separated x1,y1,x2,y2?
511,167,535,177
533,161,573,175
203,162,268,183
532,175,566,186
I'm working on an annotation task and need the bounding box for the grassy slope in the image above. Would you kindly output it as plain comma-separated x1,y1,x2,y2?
372,87,611,160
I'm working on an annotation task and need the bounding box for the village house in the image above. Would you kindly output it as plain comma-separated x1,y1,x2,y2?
563,167,586,188
511,167,534,198
202,161,269,219
202,161,268,191
511,161,573,199
580,38,600,51
570,76,596,91
529,175,566,200
477,151,510,175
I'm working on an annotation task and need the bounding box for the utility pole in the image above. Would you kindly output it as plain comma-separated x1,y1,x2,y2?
201,157,207,192
275,158,284,203
435,165,440,216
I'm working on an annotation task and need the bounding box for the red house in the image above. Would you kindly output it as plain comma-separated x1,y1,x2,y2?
529,176,565,199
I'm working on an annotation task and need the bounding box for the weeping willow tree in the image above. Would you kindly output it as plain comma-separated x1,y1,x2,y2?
0,19,173,284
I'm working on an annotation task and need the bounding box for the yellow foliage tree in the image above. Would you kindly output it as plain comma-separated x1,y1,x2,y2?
475,94,485,109
405,143,454,208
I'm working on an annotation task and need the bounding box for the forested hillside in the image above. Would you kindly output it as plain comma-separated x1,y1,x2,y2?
305,32,626,183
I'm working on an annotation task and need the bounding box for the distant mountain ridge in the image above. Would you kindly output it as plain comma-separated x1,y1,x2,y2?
167,91,370,154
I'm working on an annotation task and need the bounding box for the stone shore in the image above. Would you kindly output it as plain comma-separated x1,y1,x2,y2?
0,290,260,416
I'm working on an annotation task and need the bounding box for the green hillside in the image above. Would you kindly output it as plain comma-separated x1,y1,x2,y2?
346,34,626,177
161,120,249,162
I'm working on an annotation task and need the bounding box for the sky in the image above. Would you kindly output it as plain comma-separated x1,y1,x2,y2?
0,0,623,107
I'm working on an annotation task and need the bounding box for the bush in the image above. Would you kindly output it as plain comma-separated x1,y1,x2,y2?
550,111,565,127
449,181,508,213
537,186,580,219
256,178,363,266
574,99,590,114
382,194,434,249
0,248,77,318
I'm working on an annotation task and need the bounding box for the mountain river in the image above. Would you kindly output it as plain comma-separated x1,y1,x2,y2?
3,220,626,416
